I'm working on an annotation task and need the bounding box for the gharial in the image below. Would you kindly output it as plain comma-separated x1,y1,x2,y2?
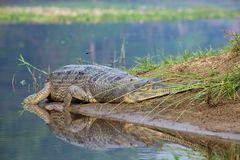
22,64,196,108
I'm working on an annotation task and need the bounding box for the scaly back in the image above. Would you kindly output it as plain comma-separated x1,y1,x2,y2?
48,65,147,102
49,65,139,84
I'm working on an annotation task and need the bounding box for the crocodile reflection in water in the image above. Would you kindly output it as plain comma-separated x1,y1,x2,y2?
23,103,205,150
24,104,240,159
49,111,240,160
47,107,145,148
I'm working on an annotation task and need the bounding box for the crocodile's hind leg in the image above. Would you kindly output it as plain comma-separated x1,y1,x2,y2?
22,82,51,105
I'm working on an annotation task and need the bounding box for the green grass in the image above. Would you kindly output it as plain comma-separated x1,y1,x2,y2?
196,64,240,106
128,56,159,74
129,34,240,107
229,32,240,54
128,48,221,75
0,6,239,23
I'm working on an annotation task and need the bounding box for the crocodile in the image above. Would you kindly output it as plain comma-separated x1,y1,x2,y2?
23,64,196,108
23,103,206,152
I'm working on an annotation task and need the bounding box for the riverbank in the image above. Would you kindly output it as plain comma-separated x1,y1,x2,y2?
129,35,240,133
0,6,239,23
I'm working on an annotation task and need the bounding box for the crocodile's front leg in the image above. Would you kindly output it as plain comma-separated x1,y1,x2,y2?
22,82,51,105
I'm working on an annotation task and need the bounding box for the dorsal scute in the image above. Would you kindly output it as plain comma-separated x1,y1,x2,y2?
48,65,139,85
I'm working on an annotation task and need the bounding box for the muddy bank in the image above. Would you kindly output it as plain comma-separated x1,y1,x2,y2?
68,103,240,141
137,52,240,133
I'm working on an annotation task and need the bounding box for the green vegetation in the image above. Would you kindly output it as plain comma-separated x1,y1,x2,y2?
0,6,239,23
130,34,240,107
229,33,240,54
128,48,220,74
209,143,240,160
129,56,159,74
197,63,240,106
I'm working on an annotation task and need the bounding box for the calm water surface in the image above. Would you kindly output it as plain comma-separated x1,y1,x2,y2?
0,18,239,160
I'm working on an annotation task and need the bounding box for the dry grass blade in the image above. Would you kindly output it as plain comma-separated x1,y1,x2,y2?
175,100,195,121
140,95,173,122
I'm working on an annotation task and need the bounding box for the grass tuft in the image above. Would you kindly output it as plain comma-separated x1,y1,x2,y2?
229,33,240,54
128,56,158,74
201,64,240,106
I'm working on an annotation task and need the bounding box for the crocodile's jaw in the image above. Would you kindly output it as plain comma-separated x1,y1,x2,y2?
123,90,170,103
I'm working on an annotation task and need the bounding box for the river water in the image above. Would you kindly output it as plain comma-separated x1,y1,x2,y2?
0,18,239,160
